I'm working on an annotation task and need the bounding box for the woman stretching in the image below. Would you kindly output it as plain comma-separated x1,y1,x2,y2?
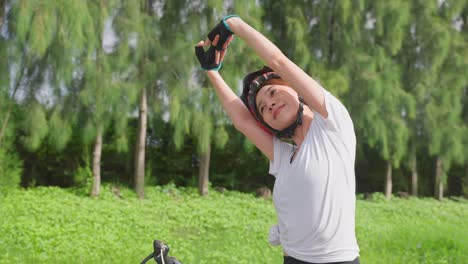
195,15,360,264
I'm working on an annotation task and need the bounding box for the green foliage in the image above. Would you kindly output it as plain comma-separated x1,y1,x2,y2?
1,0,467,199
192,111,212,154
349,49,414,168
315,66,349,97
0,35,8,91
10,0,96,61
0,187,466,263
420,1,468,182
463,170,468,199
11,0,33,47
27,2,56,58
210,126,271,192
284,7,310,68
0,103,23,194
73,165,93,191
47,109,72,151
213,126,228,149
20,102,49,151
82,121,97,146
356,195,468,263
372,1,411,55
0,147,23,195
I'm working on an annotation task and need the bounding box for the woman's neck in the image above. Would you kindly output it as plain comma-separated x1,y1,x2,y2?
291,107,314,147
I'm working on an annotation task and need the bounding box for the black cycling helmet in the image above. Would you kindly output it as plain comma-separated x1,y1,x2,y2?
240,66,304,139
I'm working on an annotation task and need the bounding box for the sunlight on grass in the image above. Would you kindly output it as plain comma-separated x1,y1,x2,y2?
0,186,466,263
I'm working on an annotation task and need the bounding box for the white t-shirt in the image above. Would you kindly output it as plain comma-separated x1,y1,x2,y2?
268,88,359,263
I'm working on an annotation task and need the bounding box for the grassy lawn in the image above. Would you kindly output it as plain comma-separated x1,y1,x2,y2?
0,185,466,263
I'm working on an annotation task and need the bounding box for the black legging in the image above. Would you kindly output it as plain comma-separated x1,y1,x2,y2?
283,256,360,264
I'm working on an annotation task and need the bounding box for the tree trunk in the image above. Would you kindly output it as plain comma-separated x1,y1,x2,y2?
91,127,103,197
0,105,12,147
434,156,443,200
134,88,147,199
410,147,418,196
463,165,468,199
198,144,211,196
385,160,392,199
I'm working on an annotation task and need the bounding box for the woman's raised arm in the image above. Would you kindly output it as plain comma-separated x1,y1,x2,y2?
195,38,274,160
205,70,274,160
225,17,328,118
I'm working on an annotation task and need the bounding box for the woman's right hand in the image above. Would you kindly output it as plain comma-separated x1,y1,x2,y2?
195,34,234,71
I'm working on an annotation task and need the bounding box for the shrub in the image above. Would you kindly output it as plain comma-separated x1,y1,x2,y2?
0,146,23,195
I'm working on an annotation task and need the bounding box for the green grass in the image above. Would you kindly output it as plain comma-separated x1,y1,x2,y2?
0,186,466,264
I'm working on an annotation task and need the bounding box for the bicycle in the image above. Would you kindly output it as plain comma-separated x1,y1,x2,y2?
141,240,182,264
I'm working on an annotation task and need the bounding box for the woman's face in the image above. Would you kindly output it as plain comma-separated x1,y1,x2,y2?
255,84,300,130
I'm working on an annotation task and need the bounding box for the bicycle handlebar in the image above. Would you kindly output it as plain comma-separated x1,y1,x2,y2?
140,240,182,264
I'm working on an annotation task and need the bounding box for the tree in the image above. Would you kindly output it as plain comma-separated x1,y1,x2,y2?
0,9,22,189
157,0,264,196
0,4,11,148
3,1,52,152
79,0,137,197
427,0,467,200
262,0,414,198
399,0,467,200
111,0,177,198
349,1,414,199
4,0,117,191
460,3,468,198
262,0,357,97
112,0,151,199
350,51,415,199
5,0,95,158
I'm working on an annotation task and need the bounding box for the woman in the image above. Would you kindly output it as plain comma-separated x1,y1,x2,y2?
195,15,360,264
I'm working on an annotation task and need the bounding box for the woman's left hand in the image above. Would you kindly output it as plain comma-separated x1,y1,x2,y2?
207,15,238,49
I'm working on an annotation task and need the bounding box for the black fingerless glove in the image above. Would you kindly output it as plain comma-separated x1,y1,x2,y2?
207,15,239,51
195,45,221,71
